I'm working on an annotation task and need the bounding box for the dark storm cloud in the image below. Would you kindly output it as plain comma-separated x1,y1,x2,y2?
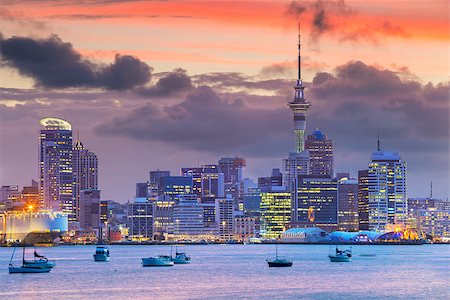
286,0,354,44
192,72,291,93
94,60,449,178
136,69,194,97
0,34,152,90
95,86,292,157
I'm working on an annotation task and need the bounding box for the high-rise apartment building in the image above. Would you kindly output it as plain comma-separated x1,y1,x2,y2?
358,170,369,230
39,118,74,218
215,195,234,240
79,189,101,231
367,142,407,231
73,139,98,221
305,129,334,177
338,177,359,232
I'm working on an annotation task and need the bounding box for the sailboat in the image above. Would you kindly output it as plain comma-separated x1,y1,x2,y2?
9,243,52,273
266,245,293,267
23,249,56,268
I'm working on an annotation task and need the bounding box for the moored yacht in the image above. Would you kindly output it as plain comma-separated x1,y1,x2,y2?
142,255,174,267
93,245,110,262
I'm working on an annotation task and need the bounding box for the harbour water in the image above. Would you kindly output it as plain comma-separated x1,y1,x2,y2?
0,244,448,299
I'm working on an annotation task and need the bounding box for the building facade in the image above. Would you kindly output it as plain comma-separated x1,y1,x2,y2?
338,178,359,232
79,189,101,231
260,191,291,239
127,201,153,241
305,129,334,177
294,176,338,231
358,169,369,230
367,147,407,231
39,117,74,219
215,195,234,240
73,139,98,222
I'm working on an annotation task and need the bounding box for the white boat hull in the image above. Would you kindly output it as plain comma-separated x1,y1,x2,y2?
94,254,110,262
142,257,174,267
328,255,352,262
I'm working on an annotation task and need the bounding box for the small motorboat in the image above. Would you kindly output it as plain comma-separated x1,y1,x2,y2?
329,246,352,262
266,245,293,267
142,255,174,267
93,245,110,262
172,251,191,264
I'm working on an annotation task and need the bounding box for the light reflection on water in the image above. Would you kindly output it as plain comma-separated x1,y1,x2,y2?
0,244,448,299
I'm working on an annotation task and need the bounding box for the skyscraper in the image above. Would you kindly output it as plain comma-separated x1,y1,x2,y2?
305,129,334,177
358,169,369,230
294,175,338,231
337,177,359,232
73,139,98,222
367,141,407,231
39,117,74,218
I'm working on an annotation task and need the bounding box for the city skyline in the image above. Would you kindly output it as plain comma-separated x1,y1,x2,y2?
0,0,449,201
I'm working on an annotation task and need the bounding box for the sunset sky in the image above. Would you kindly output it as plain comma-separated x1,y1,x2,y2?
0,0,449,201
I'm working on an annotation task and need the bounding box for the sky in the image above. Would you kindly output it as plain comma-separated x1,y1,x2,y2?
0,0,449,202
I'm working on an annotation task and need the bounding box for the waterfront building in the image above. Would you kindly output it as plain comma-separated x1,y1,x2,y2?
39,117,74,219
407,198,447,215
218,157,246,184
338,177,359,232
127,200,153,241
73,139,98,222
358,170,369,230
153,196,176,240
0,210,68,242
281,227,328,243
260,190,291,239
416,208,450,238
79,189,101,231
215,195,235,240
282,151,309,220
293,176,338,232
234,215,256,241
305,129,334,177
367,142,407,231
173,196,205,238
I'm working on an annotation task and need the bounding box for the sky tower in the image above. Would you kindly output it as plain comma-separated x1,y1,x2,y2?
288,23,311,153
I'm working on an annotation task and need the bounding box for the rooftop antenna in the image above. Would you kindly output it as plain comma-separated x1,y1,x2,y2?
298,21,301,80
430,181,433,199
377,133,381,151
77,129,80,141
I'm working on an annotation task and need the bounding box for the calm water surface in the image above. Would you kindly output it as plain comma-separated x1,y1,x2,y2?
0,244,448,299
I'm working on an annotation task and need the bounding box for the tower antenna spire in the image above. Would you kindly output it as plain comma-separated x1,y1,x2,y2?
377,133,381,151
298,21,301,80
